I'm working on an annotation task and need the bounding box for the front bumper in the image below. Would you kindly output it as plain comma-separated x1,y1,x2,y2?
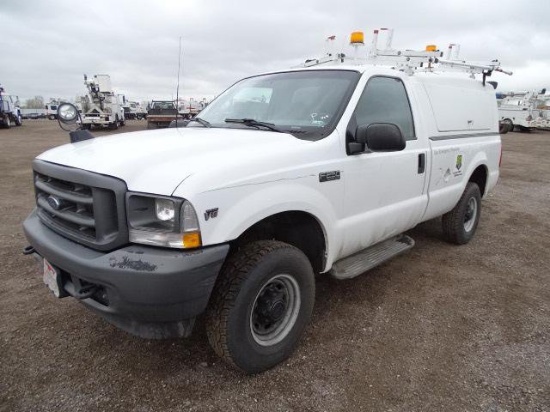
23,209,229,338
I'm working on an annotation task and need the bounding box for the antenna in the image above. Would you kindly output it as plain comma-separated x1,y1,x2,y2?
176,36,183,128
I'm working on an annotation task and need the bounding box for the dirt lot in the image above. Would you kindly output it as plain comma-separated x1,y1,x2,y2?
1,120,549,412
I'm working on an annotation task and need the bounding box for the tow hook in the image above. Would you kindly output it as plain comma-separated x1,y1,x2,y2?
22,245,36,255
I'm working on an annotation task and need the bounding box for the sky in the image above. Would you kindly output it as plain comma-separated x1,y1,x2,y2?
1,0,549,104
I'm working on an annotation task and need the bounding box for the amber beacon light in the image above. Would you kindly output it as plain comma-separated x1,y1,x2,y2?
350,31,365,45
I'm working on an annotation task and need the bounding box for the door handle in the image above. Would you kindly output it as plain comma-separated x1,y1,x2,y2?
418,153,426,174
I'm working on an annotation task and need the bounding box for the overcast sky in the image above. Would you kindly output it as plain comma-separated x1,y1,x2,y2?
1,0,549,104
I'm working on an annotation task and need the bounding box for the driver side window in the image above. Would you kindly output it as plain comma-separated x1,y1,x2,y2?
354,76,416,140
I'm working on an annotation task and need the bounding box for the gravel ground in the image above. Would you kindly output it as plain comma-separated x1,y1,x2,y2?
1,120,549,412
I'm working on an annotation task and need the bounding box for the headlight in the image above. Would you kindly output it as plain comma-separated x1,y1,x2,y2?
155,198,175,221
127,194,201,249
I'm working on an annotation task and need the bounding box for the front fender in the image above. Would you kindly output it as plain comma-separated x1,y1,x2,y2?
196,178,339,269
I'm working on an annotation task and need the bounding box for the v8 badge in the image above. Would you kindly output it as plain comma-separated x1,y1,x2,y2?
204,208,219,221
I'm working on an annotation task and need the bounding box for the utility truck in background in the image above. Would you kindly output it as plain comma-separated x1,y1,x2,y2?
24,29,510,374
177,98,208,119
498,89,550,132
123,101,147,120
0,84,22,128
80,74,125,130
45,99,64,120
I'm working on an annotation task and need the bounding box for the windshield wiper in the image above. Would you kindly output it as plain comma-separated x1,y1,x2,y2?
188,117,211,128
225,118,284,133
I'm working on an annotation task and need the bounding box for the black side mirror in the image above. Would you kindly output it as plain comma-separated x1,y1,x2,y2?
356,123,406,152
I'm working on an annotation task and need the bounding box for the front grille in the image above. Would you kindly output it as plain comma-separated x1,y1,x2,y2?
36,173,100,239
33,160,128,251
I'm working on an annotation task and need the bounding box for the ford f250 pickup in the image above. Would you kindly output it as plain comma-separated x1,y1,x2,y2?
23,38,507,374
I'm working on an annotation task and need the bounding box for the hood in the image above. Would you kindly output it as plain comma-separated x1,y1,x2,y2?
37,127,314,196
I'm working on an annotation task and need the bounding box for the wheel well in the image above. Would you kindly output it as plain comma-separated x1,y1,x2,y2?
469,165,487,197
233,211,326,273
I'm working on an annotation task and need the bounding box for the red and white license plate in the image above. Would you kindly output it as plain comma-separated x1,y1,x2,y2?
43,259,61,298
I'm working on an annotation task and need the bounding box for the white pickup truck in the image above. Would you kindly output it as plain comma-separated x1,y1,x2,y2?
23,46,504,374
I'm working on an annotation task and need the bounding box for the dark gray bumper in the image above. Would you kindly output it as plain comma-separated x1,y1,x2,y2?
23,209,229,338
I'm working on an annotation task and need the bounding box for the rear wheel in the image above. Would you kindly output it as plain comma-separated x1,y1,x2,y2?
502,119,513,133
206,240,315,374
442,182,481,245
499,121,508,134
3,115,11,128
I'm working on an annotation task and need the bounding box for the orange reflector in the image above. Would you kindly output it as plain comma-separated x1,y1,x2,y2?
425,44,437,52
350,31,365,44
183,232,202,248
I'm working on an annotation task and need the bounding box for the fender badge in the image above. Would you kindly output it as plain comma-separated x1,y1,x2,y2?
204,208,219,221
319,171,341,182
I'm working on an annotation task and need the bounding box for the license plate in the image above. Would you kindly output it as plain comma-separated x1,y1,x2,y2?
43,259,61,298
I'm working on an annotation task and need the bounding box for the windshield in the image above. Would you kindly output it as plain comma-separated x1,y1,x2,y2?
196,70,360,140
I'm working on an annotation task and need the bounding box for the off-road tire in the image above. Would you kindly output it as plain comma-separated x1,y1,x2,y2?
442,182,481,245
206,240,315,374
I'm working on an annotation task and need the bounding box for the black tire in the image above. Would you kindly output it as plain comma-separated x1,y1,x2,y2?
14,113,22,126
110,116,119,130
499,121,508,134
48,114,56,120
82,123,92,130
206,240,315,374
4,115,11,129
442,182,481,245
502,119,513,133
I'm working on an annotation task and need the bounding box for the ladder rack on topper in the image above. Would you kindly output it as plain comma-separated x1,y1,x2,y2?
301,28,512,85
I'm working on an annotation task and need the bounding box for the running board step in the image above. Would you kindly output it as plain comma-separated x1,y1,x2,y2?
330,235,415,280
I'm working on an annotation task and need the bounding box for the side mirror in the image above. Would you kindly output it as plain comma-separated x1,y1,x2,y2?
356,123,406,152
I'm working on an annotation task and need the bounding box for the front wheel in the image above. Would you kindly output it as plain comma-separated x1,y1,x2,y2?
110,115,119,130
442,182,481,245
3,115,11,128
15,113,22,126
206,240,315,374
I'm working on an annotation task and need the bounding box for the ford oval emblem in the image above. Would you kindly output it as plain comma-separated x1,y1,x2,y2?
47,195,61,210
